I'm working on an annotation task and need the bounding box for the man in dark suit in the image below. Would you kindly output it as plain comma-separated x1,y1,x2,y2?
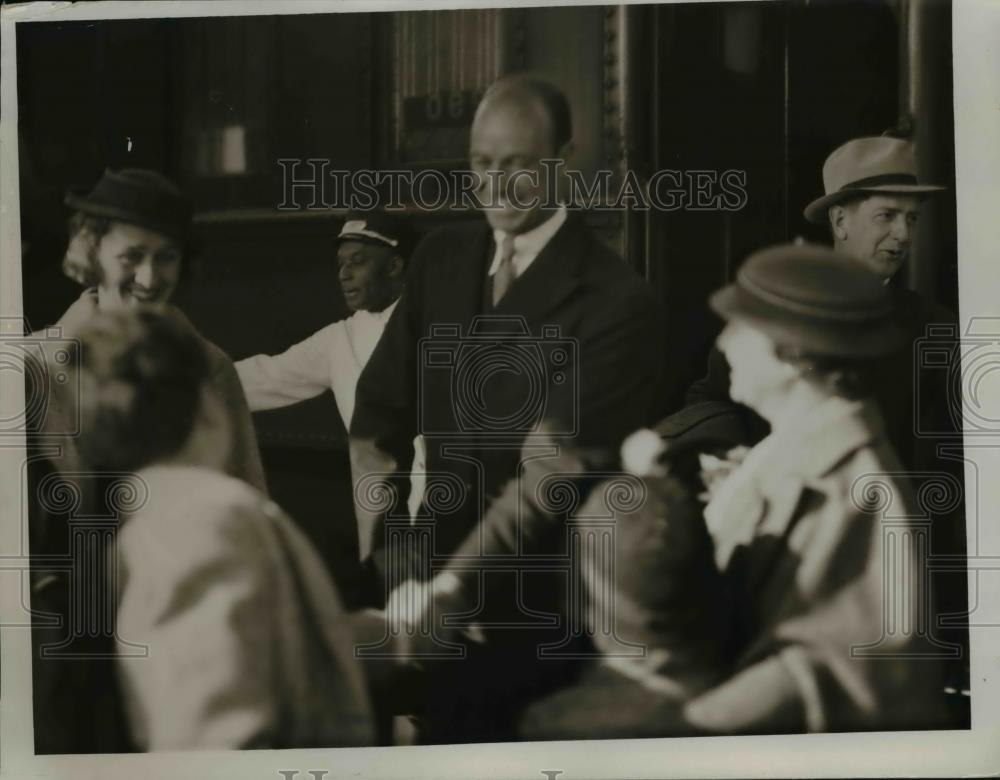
350,75,665,740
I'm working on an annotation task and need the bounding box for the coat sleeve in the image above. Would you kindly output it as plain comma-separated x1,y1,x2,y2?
444,431,599,564
115,503,279,750
235,324,337,412
161,306,269,495
682,472,943,733
207,348,269,495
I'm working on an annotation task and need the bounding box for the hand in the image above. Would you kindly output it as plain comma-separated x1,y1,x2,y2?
97,282,130,312
385,579,433,633
697,445,750,503
55,288,98,336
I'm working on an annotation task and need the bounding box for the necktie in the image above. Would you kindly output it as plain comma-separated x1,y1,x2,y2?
492,233,517,306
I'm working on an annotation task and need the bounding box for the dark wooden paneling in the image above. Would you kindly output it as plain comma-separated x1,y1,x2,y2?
786,0,900,245
179,216,348,449
647,1,789,407
645,0,908,406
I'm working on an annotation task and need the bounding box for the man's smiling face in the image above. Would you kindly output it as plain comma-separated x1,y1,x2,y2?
336,239,401,313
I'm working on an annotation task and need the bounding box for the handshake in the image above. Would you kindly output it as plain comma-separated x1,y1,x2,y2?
353,572,481,663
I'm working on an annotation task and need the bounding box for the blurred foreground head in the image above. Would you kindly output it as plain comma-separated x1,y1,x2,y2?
72,307,231,474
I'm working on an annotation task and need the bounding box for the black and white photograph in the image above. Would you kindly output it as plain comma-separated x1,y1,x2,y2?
1,0,998,777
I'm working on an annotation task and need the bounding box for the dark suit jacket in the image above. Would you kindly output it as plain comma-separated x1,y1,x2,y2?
351,212,666,571
350,213,665,740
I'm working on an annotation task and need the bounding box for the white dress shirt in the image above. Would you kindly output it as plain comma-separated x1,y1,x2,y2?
236,299,427,524
236,300,399,429
488,205,568,280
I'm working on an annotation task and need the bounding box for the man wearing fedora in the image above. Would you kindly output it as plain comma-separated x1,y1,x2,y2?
804,135,946,283
805,135,968,712
803,135,958,470
691,135,958,473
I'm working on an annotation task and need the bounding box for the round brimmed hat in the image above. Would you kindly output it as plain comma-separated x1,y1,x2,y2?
803,136,945,224
337,209,419,259
65,168,193,241
710,243,902,357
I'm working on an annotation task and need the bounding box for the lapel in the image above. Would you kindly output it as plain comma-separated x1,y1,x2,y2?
754,399,882,537
710,398,883,574
431,222,493,327
491,212,590,324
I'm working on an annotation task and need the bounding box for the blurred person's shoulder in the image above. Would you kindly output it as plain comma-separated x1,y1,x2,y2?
160,306,241,383
122,465,280,559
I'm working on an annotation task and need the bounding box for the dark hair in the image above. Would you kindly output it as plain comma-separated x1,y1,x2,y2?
63,211,197,292
481,74,573,153
72,307,210,473
773,343,871,400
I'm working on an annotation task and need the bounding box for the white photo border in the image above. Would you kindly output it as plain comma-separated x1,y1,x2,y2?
1,0,998,777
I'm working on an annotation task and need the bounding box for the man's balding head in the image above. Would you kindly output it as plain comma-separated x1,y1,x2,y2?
470,75,572,235
475,75,573,156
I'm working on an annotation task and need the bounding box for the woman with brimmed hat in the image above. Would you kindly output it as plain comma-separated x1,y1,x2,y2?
674,242,947,733
45,168,265,492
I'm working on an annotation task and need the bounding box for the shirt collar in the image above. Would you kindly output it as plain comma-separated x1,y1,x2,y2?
350,297,399,323
488,205,568,278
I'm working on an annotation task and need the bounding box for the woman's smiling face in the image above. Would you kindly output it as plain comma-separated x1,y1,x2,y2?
94,221,183,306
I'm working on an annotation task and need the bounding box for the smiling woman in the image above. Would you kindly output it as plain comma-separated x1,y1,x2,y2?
46,168,267,493
91,221,184,305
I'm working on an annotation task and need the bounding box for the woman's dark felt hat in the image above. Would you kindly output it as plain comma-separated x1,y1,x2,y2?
64,168,193,242
710,243,902,357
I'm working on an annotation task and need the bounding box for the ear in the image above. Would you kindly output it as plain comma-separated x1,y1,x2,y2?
388,253,405,278
829,205,849,241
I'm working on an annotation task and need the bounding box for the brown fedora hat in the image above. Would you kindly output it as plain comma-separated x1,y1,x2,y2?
803,136,945,225
710,242,902,358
